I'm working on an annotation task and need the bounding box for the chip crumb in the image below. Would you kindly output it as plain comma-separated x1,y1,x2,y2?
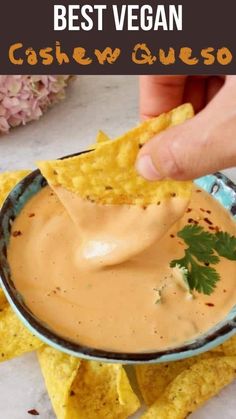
27,409,39,416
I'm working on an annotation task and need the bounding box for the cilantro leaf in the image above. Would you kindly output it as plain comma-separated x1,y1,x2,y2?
214,232,236,260
170,225,236,296
187,257,220,295
178,225,219,264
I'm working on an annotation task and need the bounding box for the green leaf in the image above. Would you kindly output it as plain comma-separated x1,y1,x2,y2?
189,259,220,295
177,225,218,264
214,231,236,260
170,224,236,296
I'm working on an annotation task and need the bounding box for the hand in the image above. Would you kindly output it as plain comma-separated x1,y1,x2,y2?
136,75,236,180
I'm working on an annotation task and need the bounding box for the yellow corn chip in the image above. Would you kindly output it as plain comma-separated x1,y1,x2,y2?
0,289,42,362
135,351,223,406
38,346,81,419
38,346,140,419
141,356,236,419
38,104,193,205
89,130,110,150
96,130,110,144
0,170,31,206
212,335,236,356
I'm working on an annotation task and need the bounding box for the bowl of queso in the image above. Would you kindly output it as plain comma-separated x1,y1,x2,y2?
0,158,236,364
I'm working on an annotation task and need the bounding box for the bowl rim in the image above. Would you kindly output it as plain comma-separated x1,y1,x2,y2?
0,157,236,364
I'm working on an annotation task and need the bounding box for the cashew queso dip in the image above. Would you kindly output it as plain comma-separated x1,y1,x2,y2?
8,186,236,353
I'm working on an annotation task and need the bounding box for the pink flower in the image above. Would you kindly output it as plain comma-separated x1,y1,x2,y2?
0,75,71,133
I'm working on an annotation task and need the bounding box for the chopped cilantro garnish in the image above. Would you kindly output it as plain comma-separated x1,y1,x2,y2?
170,225,236,295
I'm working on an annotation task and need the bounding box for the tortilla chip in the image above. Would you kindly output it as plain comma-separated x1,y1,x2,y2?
38,346,140,419
212,335,236,356
141,356,236,419
38,346,81,419
0,289,42,362
0,288,8,308
96,130,110,144
38,104,193,205
135,351,222,406
89,130,110,150
0,170,30,206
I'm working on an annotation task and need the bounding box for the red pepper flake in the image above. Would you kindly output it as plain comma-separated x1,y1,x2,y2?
170,234,175,238
188,218,199,225
215,226,220,232
170,193,176,197
186,208,192,213
205,303,215,307
142,205,147,210
28,409,39,416
208,226,215,231
196,189,202,193
204,262,210,266
28,213,35,218
12,230,22,237
70,390,75,397
204,217,213,226
178,241,184,246
200,208,205,212
206,210,211,214
223,289,227,293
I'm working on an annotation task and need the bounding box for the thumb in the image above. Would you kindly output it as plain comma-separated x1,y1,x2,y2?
136,87,236,180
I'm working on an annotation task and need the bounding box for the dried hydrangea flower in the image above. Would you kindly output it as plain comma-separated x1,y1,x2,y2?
0,75,72,133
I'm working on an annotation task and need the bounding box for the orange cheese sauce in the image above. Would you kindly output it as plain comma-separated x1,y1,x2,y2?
7,186,236,353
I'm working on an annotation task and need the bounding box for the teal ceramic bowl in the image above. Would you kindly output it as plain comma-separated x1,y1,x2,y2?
0,161,235,364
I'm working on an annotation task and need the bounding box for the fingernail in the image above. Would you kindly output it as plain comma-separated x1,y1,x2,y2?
136,155,163,181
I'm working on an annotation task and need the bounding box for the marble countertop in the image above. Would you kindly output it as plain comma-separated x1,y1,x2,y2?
0,76,235,418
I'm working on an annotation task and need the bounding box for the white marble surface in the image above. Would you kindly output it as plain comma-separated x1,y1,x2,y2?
0,76,236,418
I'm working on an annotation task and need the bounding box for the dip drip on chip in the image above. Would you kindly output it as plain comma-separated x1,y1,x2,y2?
38,104,193,205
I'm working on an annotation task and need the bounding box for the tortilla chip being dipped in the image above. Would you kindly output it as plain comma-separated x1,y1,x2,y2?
89,130,110,150
38,346,140,419
38,104,193,205
96,130,110,144
141,356,236,419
